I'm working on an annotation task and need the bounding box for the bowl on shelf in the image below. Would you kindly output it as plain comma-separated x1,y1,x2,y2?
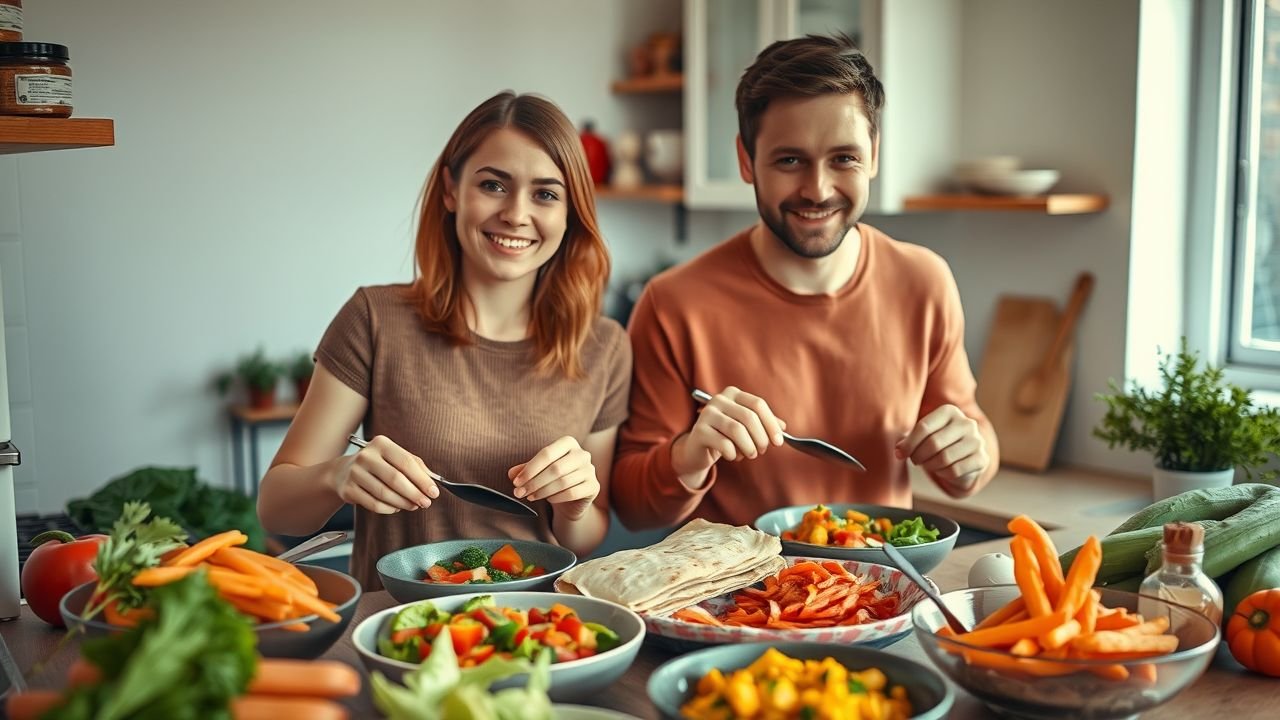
912,585,1220,719
647,641,954,719
376,538,577,604
753,503,959,574
967,169,1061,196
954,155,1021,186
351,591,644,703
60,564,361,659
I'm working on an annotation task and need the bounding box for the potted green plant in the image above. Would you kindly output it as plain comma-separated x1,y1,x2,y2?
219,348,283,410
288,351,315,402
1094,338,1280,499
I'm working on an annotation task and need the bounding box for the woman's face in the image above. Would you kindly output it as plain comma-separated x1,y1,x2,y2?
444,128,569,288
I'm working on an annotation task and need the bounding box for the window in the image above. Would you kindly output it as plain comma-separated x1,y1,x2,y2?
1230,0,1280,366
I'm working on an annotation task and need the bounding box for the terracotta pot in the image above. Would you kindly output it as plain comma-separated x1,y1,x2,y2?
247,386,276,410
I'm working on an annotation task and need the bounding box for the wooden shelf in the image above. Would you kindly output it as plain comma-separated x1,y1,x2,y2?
903,193,1109,215
595,184,684,203
229,403,299,424
611,74,684,95
0,117,115,155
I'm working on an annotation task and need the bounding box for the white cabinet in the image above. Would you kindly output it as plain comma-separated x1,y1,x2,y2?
682,0,961,213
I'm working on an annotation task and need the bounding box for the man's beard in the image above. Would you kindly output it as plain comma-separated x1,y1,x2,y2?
757,192,858,259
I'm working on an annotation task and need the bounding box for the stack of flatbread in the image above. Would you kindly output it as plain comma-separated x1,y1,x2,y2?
555,518,786,616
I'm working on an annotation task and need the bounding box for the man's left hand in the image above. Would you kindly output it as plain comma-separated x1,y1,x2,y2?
895,405,989,492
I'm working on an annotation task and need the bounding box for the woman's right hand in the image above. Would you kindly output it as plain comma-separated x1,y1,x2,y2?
330,435,440,514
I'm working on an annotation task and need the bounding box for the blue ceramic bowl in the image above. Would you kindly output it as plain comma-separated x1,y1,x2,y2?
352,591,644,703
754,503,959,574
376,538,577,604
648,641,954,719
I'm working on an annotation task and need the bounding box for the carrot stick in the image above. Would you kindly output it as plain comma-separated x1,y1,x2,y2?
231,695,348,720
1076,590,1100,635
250,659,361,698
1039,618,1082,651
132,565,199,587
1010,536,1052,617
1056,535,1101,616
974,597,1026,630
279,623,309,632
954,608,1071,648
166,530,248,567
226,595,293,622
67,657,102,687
1117,617,1169,636
1009,638,1040,656
1073,631,1178,654
1094,611,1142,631
213,548,324,609
5,691,65,720
1007,515,1065,605
236,551,318,595
1133,663,1158,683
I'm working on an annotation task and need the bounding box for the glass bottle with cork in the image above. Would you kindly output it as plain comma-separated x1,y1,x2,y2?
1137,521,1223,625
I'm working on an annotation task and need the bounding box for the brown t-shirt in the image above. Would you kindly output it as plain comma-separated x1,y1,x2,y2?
316,285,631,591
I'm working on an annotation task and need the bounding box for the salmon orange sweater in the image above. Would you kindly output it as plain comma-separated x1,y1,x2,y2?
611,224,997,530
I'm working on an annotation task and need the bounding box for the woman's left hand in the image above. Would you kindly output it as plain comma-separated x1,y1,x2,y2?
508,436,599,521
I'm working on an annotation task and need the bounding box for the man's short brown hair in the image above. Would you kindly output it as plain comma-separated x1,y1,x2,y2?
735,33,885,159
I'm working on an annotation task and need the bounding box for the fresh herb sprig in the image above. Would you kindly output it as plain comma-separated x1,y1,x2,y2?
82,501,187,621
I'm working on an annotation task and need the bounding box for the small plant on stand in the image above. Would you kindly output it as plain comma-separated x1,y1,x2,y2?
289,352,315,403
215,348,283,410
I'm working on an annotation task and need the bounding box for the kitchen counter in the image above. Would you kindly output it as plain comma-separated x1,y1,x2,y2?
0,465,1273,717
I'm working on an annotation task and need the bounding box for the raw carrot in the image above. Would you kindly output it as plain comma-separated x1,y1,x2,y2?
1009,638,1040,656
231,695,348,720
1010,536,1052,617
279,622,309,632
973,597,1026,630
1073,630,1178,655
132,565,199,587
166,530,248,567
67,657,102,687
1076,589,1100,635
250,659,361,698
5,691,64,720
235,550,318,595
1133,663,1159,683
1039,618,1082,651
1094,611,1142,631
226,595,293,623
1007,515,1065,604
1056,535,1101,616
953,608,1070,648
1116,617,1169,636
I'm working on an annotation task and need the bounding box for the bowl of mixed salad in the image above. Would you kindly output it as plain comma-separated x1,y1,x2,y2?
377,538,577,603
754,503,960,573
352,591,645,703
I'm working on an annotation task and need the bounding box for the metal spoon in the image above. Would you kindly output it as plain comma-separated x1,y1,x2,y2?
347,434,537,518
691,389,867,471
275,530,350,564
881,541,970,634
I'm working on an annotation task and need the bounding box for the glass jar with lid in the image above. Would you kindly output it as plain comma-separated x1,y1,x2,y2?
0,42,72,117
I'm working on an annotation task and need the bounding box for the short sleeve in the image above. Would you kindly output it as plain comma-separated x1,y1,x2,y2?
315,288,374,399
591,321,633,432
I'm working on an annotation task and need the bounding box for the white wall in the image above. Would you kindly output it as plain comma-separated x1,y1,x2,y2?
4,0,682,512
5,0,1158,516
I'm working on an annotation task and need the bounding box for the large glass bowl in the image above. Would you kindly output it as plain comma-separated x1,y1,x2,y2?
911,585,1219,720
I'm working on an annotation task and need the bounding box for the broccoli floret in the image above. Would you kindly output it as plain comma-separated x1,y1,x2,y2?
488,568,515,583
458,546,490,570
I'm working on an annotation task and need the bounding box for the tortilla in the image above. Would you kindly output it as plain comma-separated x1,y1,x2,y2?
555,518,786,615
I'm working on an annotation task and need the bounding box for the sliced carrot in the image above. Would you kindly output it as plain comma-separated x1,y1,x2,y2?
1116,617,1169,636
5,691,64,720
1132,663,1159,683
1094,611,1142,631
231,695,348,720
953,608,1071,648
1039,618,1082,651
1010,536,1052,617
166,530,248,567
279,622,309,632
1007,515,1065,605
250,659,360,698
1009,638,1040,656
1076,589,1100,635
1073,630,1178,655
132,565,199,587
1056,535,1101,616
226,595,293,623
974,597,1026,630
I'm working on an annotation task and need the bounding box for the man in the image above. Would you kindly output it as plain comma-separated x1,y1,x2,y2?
611,33,999,531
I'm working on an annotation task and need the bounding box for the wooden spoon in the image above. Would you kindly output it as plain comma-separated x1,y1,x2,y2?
1013,272,1095,414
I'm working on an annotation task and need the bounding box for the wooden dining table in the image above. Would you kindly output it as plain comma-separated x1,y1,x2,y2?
1,465,1275,717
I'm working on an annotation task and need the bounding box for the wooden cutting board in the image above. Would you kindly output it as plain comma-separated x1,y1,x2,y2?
977,274,1094,472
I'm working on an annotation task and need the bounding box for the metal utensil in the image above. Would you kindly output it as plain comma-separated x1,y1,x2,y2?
691,389,867,471
275,530,350,565
881,541,969,634
347,434,537,518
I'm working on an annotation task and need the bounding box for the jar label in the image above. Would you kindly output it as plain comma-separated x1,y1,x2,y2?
0,5,21,32
14,75,72,106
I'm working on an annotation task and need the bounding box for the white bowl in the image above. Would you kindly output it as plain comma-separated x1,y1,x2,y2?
968,169,1060,196
954,155,1020,180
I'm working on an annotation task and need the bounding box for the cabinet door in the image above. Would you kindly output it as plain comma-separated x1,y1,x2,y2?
683,0,774,210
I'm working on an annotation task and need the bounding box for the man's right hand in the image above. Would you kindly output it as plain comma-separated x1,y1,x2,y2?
671,386,787,488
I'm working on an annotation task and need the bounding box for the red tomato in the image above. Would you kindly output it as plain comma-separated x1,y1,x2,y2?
20,531,107,627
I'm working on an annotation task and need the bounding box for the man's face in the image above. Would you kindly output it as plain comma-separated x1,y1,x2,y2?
738,93,879,259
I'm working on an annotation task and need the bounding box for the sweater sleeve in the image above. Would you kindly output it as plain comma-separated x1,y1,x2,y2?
920,259,1000,492
609,282,717,530
315,288,374,399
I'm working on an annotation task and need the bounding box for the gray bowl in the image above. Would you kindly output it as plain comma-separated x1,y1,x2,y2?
376,538,577,604
352,590,644,703
59,563,361,659
754,503,959,574
648,641,954,719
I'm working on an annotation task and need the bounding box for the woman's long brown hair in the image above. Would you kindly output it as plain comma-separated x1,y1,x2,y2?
408,91,610,379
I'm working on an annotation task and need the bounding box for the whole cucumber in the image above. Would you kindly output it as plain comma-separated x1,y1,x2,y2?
1107,483,1278,536
1223,544,1280,620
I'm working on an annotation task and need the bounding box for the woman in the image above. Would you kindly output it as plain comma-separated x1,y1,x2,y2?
257,91,631,590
